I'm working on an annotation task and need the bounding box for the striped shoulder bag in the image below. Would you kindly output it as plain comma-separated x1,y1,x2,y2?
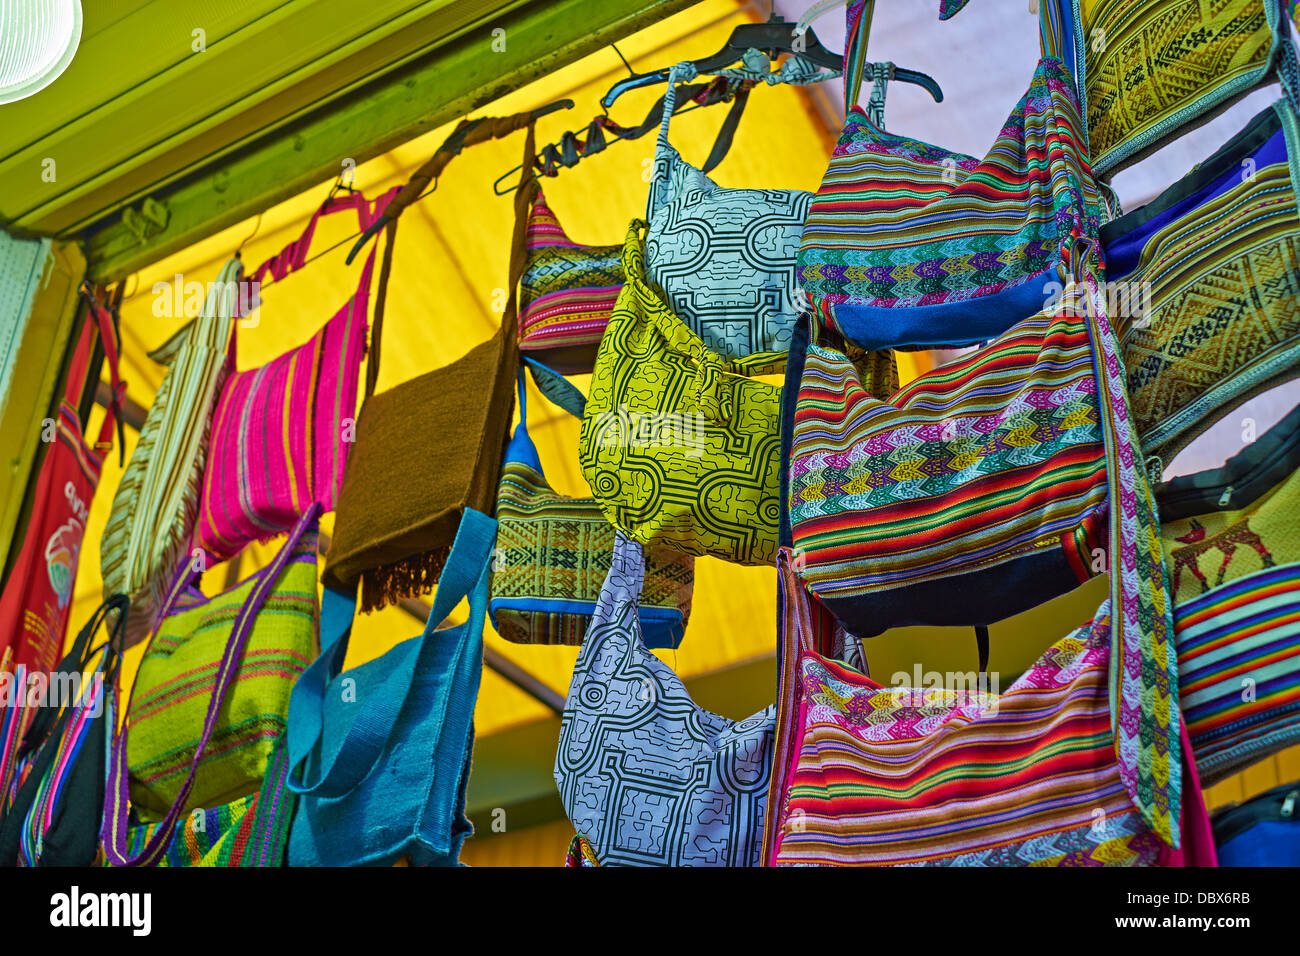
785,265,1184,847
797,0,1102,350
100,505,321,866
192,186,400,565
1157,400,1300,784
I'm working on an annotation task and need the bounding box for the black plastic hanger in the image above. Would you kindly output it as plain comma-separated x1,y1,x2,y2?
601,13,942,108
494,76,748,195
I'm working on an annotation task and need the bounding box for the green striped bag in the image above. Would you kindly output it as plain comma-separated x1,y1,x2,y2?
100,259,241,647
118,736,297,867
120,507,321,823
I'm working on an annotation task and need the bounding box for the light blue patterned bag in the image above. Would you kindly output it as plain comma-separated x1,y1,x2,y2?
554,532,775,866
644,61,831,366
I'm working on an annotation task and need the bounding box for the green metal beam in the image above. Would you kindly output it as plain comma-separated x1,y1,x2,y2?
84,0,701,283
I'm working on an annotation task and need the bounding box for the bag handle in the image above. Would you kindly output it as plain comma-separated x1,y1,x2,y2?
284,508,497,798
99,505,321,867
646,63,755,218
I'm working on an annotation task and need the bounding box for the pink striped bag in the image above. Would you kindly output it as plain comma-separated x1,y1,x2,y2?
193,187,399,563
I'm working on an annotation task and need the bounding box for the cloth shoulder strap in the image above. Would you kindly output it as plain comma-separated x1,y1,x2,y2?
284,508,497,798
65,295,127,460
99,505,321,866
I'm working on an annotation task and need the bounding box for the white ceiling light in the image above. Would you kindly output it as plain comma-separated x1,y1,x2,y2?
0,0,82,105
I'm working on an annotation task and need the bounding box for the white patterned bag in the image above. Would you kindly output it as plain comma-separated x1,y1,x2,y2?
554,532,775,867
644,61,826,366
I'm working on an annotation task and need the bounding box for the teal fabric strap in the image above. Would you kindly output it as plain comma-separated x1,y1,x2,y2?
285,508,498,797
524,356,586,419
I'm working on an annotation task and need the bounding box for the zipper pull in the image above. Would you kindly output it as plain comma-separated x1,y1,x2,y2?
1218,485,1233,508
1282,789,1297,818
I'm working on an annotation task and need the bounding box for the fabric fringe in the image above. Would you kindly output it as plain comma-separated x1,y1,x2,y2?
359,547,449,613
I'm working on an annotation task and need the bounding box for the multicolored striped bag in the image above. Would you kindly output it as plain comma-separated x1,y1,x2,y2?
555,533,775,866
99,505,321,867
193,188,398,564
797,0,1102,350
100,259,239,646
491,367,693,647
1101,95,1300,461
0,595,126,867
763,549,1213,866
1074,0,1296,176
119,735,296,867
786,254,1107,635
1157,400,1300,784
578,222,788,567
785,269,1183,846
516,191,622,374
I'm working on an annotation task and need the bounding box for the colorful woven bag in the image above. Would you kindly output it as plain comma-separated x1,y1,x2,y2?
192,187,398,564
287,510,495,867
100,259,239,647
1101,94,1300,461
99,505,322,867
119,735,297,867
564,834,600,867
491,367,693,647
645,61,830,364
0,595,126,867
786,269,1183,846
516,191,623,374
1157,401,1300,784
578,221,787,566
797,0,1102,350
1075,0,1296,176
786,255,1108,634
554,533,776,866
763,549,1214,866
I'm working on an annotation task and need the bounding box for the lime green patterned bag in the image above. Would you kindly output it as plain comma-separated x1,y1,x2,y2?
578,222,782,566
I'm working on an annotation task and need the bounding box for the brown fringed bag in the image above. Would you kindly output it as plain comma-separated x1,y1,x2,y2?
323,108,550,611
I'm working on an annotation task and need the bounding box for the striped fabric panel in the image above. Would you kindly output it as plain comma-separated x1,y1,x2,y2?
492,459,693,645
100,271,236,645
1176,561,1300,784
770,606,1163,866
122,735,295,867
798,1,1101,335
194,278,368,563
518,192,622,352
125,532,319,820
789,299,1107,600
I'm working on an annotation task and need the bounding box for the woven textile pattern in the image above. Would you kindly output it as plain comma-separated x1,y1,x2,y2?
565,834,600,867
555,534,775,866
1104,102,1300,458
1161,444,1300,783
122,736,296,866
101,261,238,645
579,222,783,566
493,457,694,645
518,191,623,353
769,584,1164,866
645,62,812,362
126,528,319,820
194,231,378,563
797,0,1102,348
789,290,1107,617
1082,0,1277,174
